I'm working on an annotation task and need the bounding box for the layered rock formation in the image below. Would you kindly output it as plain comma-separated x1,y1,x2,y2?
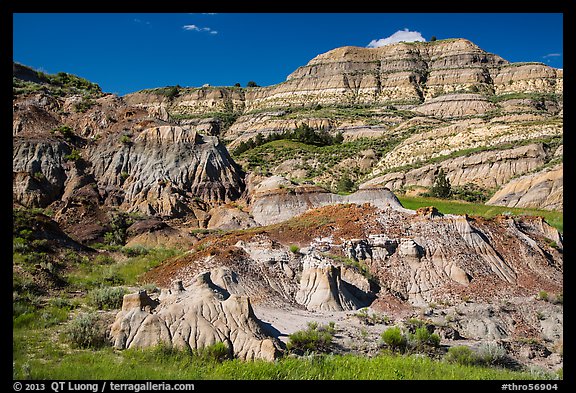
110,273,282,361
487,164,562,211
250,176,409,226
146,203,562,309
121,39,562,211
126,39,561,116
363,143,554,191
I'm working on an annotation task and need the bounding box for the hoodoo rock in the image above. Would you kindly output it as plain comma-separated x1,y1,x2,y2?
295,253,364,312
110,272,283,361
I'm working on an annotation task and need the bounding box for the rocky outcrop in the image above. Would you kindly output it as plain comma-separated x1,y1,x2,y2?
371,118,562,173
124,39,562,116
295,253,364,311
13,140,71,207
414,93,497,118
12,88,246,234
135,202,561,369
110,273,282,361
86,125,245,216
250,177,408,226
363,143,550,191
117,40,563,212
487,164,563,211
147,201,562,310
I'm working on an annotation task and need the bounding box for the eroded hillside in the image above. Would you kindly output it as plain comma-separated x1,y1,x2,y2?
12,38,563,376
123,39,563,211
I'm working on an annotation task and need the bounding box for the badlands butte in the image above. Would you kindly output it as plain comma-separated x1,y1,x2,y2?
13,38,563,373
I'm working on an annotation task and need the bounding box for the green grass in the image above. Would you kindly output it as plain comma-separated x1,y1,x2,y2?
397,195,563,232
13,342,552,380
66,247,181,289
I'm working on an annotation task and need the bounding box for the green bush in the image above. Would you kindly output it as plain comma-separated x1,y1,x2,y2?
64,149,81,161
381,326,407,352
88,286,126,310
196,342,231,362
450,183,491,203
287,322,334,354
53,125,75,139
74,98,95,113
337,175,355,194
289,244,300,254
445,346,476,366
65,312,108,349
13,237,29,252
121,245,149,257
411,326,441,348
537,291,549,301
93,254,116,265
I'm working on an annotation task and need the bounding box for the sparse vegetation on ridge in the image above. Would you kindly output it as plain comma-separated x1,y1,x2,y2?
397,195,563,232
13,63,103,97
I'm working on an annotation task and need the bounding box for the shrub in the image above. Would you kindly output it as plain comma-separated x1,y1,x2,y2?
13,237,29,252
337,175,355,194
120,135,132,145
289,244,300,254
444,346,477,366
246,81,259,87
537,291,549,302
53,125,75,139
355,308,389,325
477,342,508,366
74,98,95,113
381,326,407,352
32,171,46,181
450,183,490,203
64,149,81,161
121,245,149,257
88,286,126,310
552,293,563,305
103,212,134,246
196,342,232,362
65,312,108,349
287,321,334,354
409,326,440,349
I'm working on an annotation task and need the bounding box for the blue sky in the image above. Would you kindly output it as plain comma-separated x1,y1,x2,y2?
13,13,563,96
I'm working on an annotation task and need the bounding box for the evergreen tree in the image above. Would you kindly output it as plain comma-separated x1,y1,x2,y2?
430,168,451,198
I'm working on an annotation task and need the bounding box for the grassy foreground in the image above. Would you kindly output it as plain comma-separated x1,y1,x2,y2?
13,341,546,380
397,195,563,232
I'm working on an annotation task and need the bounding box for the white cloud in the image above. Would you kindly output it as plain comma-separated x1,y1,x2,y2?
133,18,150,25
183,24,201,31
543,53,561,58
183,24,217,34
367,29,426,48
